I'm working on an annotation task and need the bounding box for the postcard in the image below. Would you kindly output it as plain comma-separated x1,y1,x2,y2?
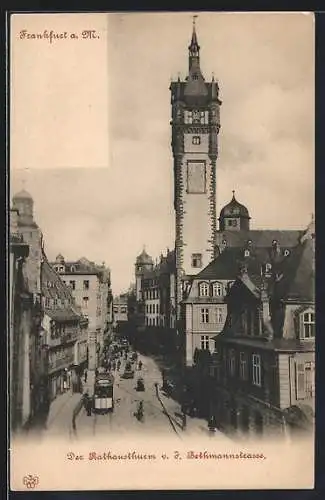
9,11,315,491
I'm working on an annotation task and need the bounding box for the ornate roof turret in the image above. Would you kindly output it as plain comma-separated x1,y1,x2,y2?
136,246,154,265
55,253,65,264
220,191,250,219
12,186,35,225
13,189,33,201
219,191,251,231
184,16,208,97
188,15,200,61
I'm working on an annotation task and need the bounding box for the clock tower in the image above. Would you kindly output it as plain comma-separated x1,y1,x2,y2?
170,18,221,316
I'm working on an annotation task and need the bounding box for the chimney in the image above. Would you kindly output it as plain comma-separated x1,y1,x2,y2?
260,283,273,340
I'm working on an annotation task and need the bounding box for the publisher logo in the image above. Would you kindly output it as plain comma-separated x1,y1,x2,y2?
23,475,39,489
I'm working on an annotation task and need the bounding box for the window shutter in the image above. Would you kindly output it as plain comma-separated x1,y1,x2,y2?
295,362,306,399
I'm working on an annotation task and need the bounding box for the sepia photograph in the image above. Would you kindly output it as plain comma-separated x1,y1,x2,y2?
9,11,315,491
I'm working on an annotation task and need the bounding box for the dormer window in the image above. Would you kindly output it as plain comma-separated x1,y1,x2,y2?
265,263,272,274
244,250,250,257
199,282,209,297
228,281,235,291
71,266,76,272
301,311,315,339
284,249,290,257
212,282,223,297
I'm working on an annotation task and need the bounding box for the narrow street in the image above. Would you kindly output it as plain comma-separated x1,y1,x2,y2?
75,354,180,438
74,351,230,442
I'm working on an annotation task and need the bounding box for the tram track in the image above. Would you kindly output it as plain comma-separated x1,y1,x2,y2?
80,352,182,439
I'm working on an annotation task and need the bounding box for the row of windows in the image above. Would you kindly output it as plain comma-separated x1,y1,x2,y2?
200,307,224,324
143,279,158,288
49,346,73,362
43,296,72,309
199,281,232,297
143,289,159,300
113,306,127,314
233,309,315,340
61,279,90,291
145,316,164,326
50,321,78,340
184,110,209,125
225,349,262,386
146,303,160,314
199,340,315,401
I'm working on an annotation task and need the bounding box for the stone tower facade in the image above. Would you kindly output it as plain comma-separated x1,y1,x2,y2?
170,20,221,317
134,248,154,302
12,189,43,295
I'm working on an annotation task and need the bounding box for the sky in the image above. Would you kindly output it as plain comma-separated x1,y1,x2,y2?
10,12,315,295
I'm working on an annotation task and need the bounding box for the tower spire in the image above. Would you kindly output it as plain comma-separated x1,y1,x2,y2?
188,15,200,72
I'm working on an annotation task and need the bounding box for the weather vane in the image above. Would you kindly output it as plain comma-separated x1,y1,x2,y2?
193,14,198,26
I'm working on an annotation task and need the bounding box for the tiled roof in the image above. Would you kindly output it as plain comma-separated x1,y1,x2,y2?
272,238,315,302
50,257,107,276
215,229,302,250
42,253,74,302
196,246,275,281
219,192,250,219
215,336,315,352
44,308,81,322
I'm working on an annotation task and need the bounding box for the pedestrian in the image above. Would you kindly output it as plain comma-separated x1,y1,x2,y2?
117,359,121,371
84,370,88,383
83,393,92,417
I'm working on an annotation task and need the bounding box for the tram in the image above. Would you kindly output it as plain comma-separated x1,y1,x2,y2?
93,372,114,413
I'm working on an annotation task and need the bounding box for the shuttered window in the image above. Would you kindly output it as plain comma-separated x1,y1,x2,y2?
295,360,315,399
252,354,262,386
295,362,306,400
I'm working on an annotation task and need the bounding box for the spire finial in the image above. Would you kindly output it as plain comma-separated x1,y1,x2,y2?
232,190,235,198
193,14,198,28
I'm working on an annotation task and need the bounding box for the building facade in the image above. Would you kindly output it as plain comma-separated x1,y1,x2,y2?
12,190,43,295
11,188,91,429
134,248,176,330
11,190,48,429
212,227,315,439
170,21,221,319
42,254,89,400
51,255,113,367
113,294,128,325
182,193,306,368
9,208,33,432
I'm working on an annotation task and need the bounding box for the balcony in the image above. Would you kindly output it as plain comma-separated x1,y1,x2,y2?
48,353,74,373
